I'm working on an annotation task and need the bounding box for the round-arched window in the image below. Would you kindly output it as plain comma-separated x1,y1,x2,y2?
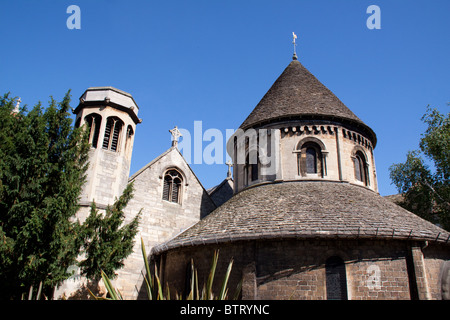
353,150,369,186
305,147,317,174
296,140,324,177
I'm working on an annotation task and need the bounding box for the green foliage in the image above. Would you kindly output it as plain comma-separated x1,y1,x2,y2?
0,92,90,299
91,238,241,300
0,92,141,299
389,105,450,230
79,183,141,281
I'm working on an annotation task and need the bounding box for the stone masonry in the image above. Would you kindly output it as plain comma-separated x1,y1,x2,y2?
155,239,450,300
113,147,216,299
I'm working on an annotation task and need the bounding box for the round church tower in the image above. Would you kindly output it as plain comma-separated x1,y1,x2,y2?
229,56,377,193
151,56,450,300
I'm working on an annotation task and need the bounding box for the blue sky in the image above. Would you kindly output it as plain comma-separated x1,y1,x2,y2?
1,0,448,196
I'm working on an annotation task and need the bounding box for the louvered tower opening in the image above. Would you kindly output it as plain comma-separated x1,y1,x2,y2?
85,113,102,149
103,117,124,152
102,119,112,149
111,120,122,151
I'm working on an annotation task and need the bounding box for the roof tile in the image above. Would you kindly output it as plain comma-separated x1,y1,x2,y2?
152,181,450,254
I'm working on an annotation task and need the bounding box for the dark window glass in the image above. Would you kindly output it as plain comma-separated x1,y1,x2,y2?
306,147,317,174
251,152,259,181
354,156,362,182
251,162,258,181
354,152,368,185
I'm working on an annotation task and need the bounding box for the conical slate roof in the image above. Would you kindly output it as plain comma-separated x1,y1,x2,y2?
152,181,450,254
239,59,376,145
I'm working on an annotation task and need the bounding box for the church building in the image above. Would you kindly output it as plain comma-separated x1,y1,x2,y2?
56,51,450,300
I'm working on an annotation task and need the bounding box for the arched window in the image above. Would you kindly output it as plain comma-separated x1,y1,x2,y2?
305,147,317,174
124,125,134,153
126,125,134,140
244,151,258,186
325,256,348,300
102,116,123,152
354,155,363,182
251,151,259,182
162,169,183,204
353,150,369,186
244,155,250,186
84,113,102,148
297,140,324,177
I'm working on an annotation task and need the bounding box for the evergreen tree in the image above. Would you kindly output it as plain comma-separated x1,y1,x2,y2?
79,183,141,281
390,105,450,231
0,92,141,299
0,91,90,298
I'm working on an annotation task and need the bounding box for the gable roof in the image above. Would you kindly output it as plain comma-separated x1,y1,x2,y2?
207,178,234,207
129,147,173,182
129,146,217,212
239,59,376,145
152,181,450,254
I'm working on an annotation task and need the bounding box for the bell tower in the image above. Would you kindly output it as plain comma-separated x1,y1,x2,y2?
73,87,142,213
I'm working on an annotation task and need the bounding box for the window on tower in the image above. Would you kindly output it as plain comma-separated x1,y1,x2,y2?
124,125,134,154
162,169,183,204
353,150,369,186
244,150,259,186
84,113,102,148
305,147,317,174
296,140,325,177
103,116,124,152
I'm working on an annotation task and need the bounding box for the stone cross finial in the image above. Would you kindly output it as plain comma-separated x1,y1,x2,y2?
13,97,21,114
169,126,182,147
226,160,233,179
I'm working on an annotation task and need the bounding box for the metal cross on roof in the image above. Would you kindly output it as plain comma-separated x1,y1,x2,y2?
292,32,298,60
169,126,182,147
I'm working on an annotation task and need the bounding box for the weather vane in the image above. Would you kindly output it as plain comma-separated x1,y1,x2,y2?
292,32,298,60
169,126,182,147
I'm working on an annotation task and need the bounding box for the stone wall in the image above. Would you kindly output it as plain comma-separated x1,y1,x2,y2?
113,147,216,299
422,243,450,299
55,147,216,299
77,106,136,207
232,121,378,194
155,239,450,300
